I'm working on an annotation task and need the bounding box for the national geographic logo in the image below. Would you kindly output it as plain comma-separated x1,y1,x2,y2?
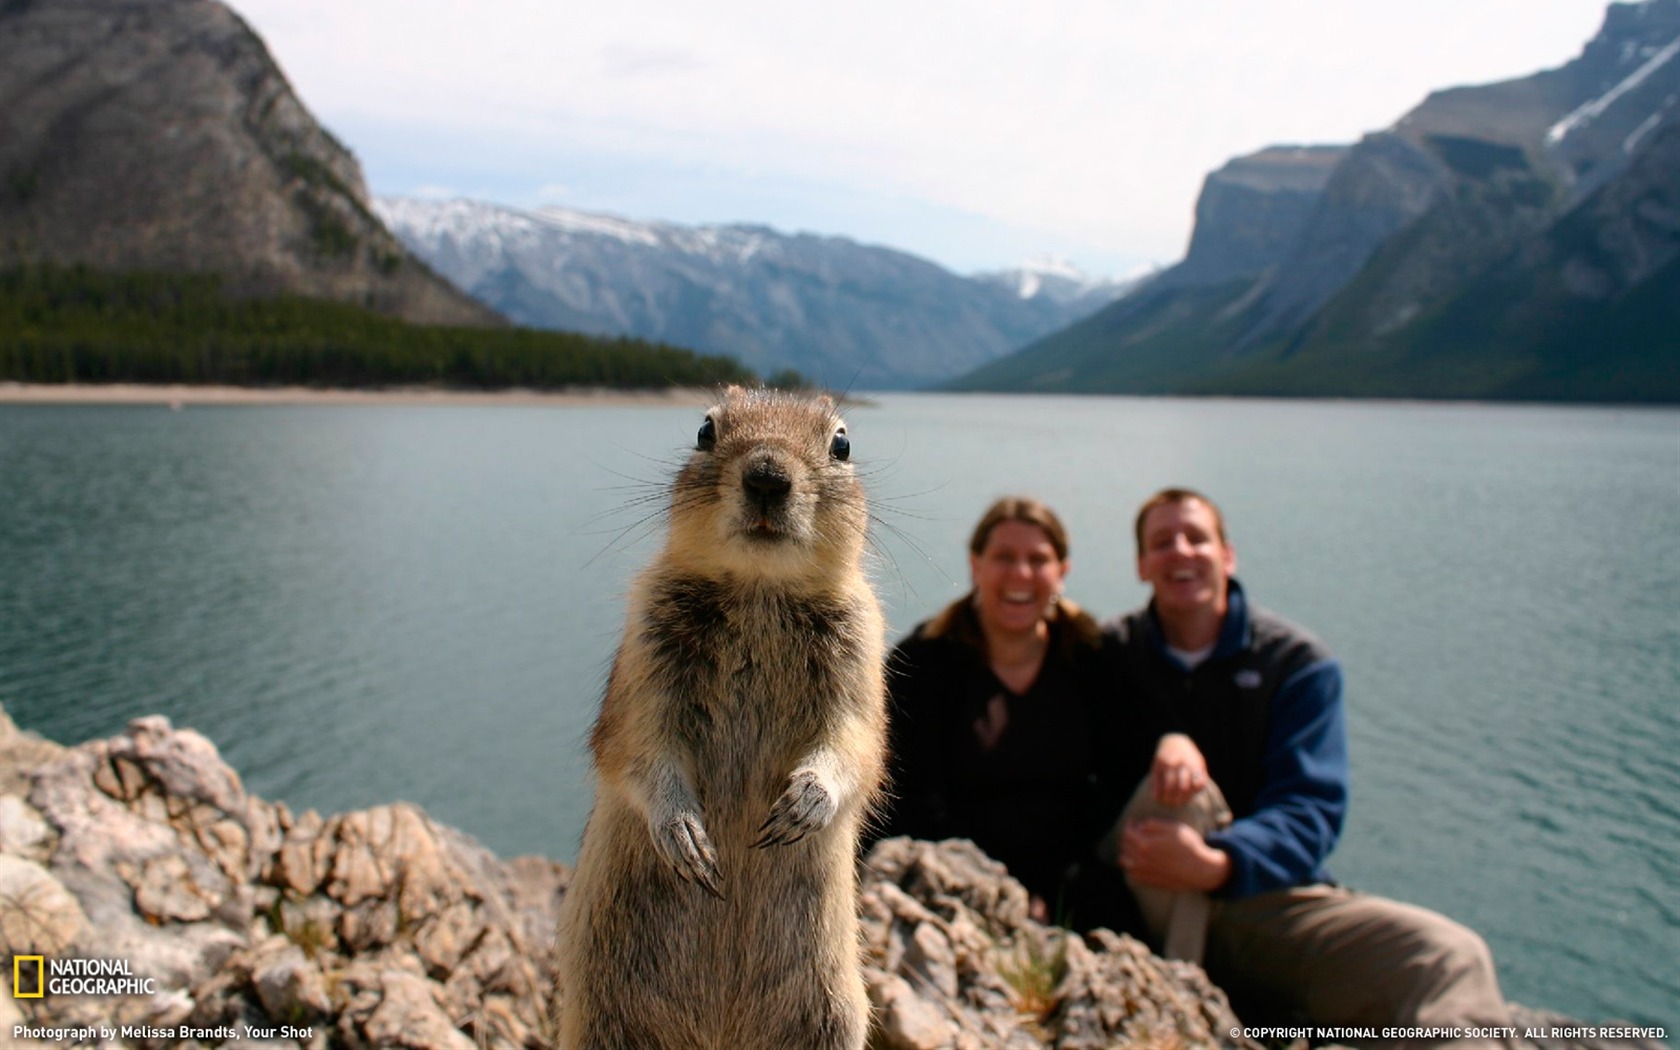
12,956,43,998
9,956,157,997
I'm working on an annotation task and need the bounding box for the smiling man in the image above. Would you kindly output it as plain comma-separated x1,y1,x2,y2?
1103,487,1517,1049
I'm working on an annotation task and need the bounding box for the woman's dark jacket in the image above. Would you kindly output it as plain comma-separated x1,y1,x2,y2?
871,598,1149,932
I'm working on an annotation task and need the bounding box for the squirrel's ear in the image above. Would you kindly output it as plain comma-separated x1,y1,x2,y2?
812,393,835,412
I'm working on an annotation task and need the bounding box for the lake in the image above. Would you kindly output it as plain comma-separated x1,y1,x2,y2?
1,392,1675,1029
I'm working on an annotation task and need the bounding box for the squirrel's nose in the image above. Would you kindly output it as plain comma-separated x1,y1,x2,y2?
743,462,793,503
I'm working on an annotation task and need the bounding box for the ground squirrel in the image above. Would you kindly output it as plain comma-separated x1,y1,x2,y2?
554,386,888,1050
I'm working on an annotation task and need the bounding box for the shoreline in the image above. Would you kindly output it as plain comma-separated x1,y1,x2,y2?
0,382,715,407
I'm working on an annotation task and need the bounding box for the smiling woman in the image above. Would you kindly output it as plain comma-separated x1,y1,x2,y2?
868,495,1149,933
968,513,1071,685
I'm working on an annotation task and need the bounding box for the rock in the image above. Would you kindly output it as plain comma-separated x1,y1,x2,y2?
0,0,500,327
867,835,1032,933
501,854,570,951
3,711,558,1048
322,804,465,917
0,703,1651,1050
131,852,218,923
0,794,54,862
1174,146,1349,287
863,836,1251,1050
272,809,328,895
905,920,960,999
0,708,67,799
869,970,959,1050
0,854,87,956
1052,929,1245,1049
25,717,265,996
352,969,475,1050
411,898,477,975
954,4,1680,402
267,892,341,958
250,940,331,1025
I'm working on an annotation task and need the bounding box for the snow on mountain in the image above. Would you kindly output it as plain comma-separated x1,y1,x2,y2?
528,205,664,247
972,255,1143,310
950,0,1680,402
1534,0,1680,208
1547,31,1680,144
373,197,1134,389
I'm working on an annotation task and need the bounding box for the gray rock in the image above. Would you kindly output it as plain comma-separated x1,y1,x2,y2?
0,704,1648,1050
869,970,960,1050
130,851,218,923
954,1,1680,401
863,837,1248,1049
0,794,54,861
0,0,498,328
905,920,960,999
1173,146,1349,288
351,968,475,1050
0,853,88,956
250,940,331,1025
0,709,67,799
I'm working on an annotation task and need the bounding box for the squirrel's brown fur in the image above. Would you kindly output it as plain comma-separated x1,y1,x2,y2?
554,386,887,1050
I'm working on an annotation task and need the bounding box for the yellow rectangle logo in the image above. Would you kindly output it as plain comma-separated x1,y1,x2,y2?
13,955,44,998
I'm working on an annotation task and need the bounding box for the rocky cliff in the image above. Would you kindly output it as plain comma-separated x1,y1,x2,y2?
954,0,1680,401
1271,0,1680,357
375,197,1134,390
0,709,1660,1050
1169,146,1348,289
0,0,498,327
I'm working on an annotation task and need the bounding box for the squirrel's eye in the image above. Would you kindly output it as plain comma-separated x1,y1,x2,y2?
697,417,717,451
829,428,850,461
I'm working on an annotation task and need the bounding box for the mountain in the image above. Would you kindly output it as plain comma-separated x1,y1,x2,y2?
954,0,1680,402
375,197,1135,389
1168,146,1351,289
0,0,497,327
971,254,1143,314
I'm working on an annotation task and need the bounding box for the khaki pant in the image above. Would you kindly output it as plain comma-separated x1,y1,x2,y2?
1107,778,1516,1049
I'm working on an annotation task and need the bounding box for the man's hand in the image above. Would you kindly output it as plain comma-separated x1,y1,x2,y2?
1120,819,1231,892
1151,733,1208,807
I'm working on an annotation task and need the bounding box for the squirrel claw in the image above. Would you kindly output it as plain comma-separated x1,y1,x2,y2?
653,811,724,898
755,769,836,849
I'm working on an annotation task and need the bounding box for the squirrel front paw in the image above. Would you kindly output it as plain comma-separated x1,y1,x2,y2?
651,810,724,899
753,768,838,848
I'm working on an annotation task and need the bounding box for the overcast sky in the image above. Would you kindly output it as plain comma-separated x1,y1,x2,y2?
230,1,1614,278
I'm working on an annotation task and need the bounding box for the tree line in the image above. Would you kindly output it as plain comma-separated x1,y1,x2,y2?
0,265,764,390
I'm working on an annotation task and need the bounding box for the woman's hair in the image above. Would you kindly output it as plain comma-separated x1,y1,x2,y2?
967,495,1071,561
925,495,1100,650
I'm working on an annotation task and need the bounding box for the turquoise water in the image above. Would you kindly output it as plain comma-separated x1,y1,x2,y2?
1,393,1675,1028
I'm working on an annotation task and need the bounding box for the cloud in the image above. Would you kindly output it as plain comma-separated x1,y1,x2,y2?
234,0,1612,271
598,43,708,80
